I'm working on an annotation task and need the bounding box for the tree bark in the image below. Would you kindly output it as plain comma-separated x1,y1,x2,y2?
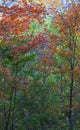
69,59,74,130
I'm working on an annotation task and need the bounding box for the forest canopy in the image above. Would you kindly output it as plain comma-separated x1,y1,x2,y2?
0,1,80,130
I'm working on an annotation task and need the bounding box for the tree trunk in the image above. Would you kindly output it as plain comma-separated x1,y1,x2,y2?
69,59,74,130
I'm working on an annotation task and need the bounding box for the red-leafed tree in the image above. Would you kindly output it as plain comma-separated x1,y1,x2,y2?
0,2,47,130
38,3,80,130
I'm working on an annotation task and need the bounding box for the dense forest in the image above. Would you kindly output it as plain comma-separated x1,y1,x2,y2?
0,0,80,130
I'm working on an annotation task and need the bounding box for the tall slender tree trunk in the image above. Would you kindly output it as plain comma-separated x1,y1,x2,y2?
5,97,12,130
69,72,74,130
69,57,74,130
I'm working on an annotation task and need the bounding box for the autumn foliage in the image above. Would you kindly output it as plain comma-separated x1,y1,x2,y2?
0,1,80,130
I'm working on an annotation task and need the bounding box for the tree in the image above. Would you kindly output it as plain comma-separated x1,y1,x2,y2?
0,1,46,130
42,3,80,130
39,3,80,130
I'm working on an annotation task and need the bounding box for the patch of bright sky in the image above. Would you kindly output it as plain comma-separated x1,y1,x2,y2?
0,0,18,7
